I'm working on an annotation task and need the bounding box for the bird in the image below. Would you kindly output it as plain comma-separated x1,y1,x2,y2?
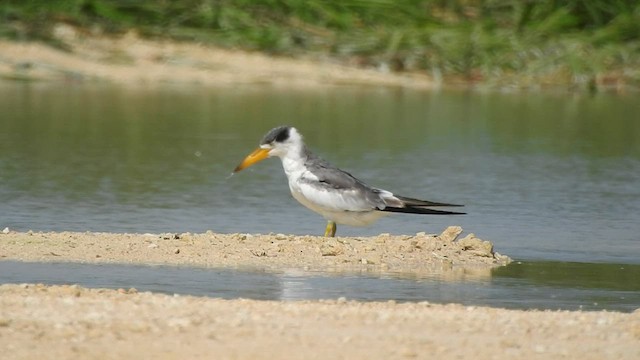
233,125,465,237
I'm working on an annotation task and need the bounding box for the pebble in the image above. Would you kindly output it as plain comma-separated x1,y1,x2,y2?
112,288,136,295
320,240,343,256
374,237,386,244
457,234,494,257
148,243,159,249
439,226,463,242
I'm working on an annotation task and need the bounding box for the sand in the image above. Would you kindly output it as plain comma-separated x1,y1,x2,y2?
0,283,638,360
1,228,639,359
0,24,433,88
0,226,509,275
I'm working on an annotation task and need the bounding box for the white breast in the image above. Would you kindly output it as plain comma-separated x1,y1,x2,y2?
288,176,388,226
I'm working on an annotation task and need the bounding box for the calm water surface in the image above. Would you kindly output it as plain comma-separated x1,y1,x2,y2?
1,260,638,312
0,81,638,308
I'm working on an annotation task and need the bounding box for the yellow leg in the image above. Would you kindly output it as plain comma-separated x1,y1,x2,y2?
324,220,337,237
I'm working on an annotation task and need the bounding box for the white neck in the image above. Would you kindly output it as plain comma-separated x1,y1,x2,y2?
280,145,307,179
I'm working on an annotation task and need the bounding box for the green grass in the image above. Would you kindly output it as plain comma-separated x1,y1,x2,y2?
2,0,639,89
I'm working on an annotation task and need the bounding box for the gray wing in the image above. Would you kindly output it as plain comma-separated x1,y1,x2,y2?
301,150,387,211
300,149,464,214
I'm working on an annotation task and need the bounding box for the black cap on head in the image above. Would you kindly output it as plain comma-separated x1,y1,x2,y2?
261,126,291,145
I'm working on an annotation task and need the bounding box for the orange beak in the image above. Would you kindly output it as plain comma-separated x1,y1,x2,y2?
233,148,270,172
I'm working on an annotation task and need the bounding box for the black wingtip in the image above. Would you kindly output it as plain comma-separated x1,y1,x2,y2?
381,207,466,215
395,195,464,207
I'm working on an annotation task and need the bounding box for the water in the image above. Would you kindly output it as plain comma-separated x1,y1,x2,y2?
0,81,639,309
1,260,638,312
1,82,638,262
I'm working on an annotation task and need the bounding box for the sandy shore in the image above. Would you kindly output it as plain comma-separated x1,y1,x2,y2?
0,227,509,275
0,24,433,88
0,284,638,360
1,229,639,359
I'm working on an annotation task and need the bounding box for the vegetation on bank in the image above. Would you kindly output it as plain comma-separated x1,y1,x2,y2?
1,0,639,89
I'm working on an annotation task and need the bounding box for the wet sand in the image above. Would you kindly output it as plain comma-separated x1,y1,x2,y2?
1,229,639,359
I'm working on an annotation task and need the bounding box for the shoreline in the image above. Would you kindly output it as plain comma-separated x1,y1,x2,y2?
0,28,434,89
1,230,639,359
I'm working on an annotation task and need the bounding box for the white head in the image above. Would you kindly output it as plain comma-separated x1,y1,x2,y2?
259,126,304,158
233,126,304,172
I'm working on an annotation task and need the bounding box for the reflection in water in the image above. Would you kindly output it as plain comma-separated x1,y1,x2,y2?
0,82,639,263
0,261,638,312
